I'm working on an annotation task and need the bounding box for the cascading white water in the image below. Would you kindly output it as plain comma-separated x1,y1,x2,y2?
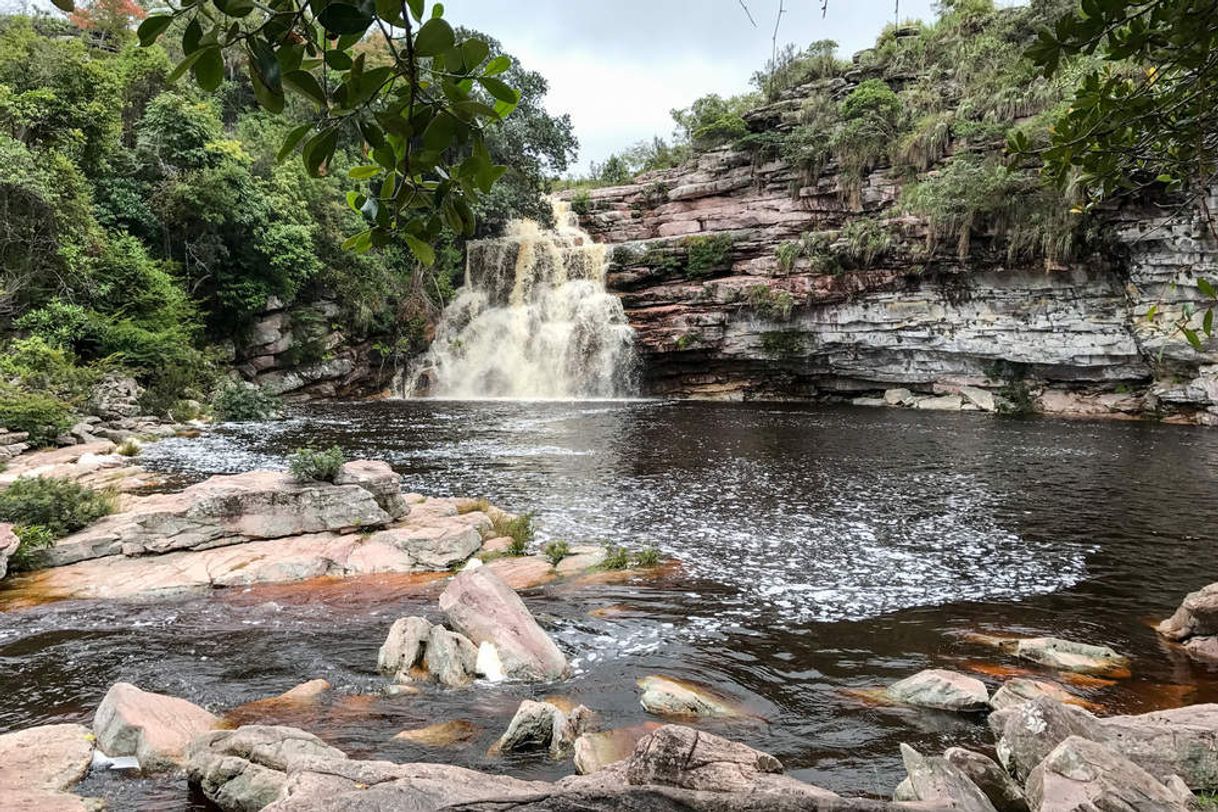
404,200,637,399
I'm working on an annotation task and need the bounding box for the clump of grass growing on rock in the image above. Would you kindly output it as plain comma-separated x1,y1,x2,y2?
684,234,734,278
493,512,534,556
602,544,630,570
116,439,141,457
0,476,116,540
288,446,346,483
542,540,571,566
634,546,662,568
458,498,491,516
9,524,55,571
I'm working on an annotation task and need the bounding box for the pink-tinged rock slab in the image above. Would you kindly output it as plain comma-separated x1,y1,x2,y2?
94,682,219,770
485,555,556,589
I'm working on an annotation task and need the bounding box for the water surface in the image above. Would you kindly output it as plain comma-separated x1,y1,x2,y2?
4,401,1218,808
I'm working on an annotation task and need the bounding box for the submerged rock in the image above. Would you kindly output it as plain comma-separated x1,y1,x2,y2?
393,720,479,747
493,700,565,754
93,682,219,771
1158,583,1218,659
439,567,569,681
0,723,97,811
886,668,989,712
637,674,744,718
1026,736,1189,812
989,678,1082,711
1011,637,1129,676
573,724,662,775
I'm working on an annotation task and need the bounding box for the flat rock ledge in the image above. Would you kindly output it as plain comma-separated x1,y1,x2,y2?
0,723,99,811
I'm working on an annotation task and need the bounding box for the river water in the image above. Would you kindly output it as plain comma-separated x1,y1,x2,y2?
3,400,1218,808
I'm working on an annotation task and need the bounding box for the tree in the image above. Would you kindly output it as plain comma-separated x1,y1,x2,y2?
1025,0,1218,348
79,0,525,264
69,0,146,44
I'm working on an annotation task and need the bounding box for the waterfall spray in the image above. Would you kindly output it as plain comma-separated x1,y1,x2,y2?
403,200,637,399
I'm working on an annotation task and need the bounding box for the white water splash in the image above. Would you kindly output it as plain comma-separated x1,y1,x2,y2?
403,200,636,399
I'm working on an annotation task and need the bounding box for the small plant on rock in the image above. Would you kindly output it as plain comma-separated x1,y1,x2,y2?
685,234,735,278
602,544,630,570
288,446,346,483
458,498,491,515
116,439,141,457
212,382,282,422
9,524,55,571
542,540,571,566
634,545,661,568
493,512,534,556
0,477,116,539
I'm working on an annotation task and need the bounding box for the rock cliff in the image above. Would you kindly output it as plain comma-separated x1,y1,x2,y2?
567,111,1218,422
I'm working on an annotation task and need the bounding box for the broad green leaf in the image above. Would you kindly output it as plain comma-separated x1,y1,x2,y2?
483,55,511,76
182,18,203,54
277,123,313,162
478,76,519,104
193,46,225,92
50,0,73,12
1205,307,1215,337
324,50,354,70
214,0,255,16
348,165,382,179
137,15,174,47
1183,327,1203,351
414,18,455,57
374,0,404,24
318,3,373,35
346,192,367,211
303,128,339,176
167,49,207,83
342,229,374,253
404,233,436,266
461,38,489,70
406,0,423,20
1199,278,1217,299
284,70,327,107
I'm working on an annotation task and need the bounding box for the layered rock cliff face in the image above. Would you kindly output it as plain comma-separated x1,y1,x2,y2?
569,119,1218,422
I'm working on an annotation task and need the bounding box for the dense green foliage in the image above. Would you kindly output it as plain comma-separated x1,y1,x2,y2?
492,511,534,556
287,445,345,482
0,476,116,539
541,539,570,566
212,382,283,421
0,9,570,423
8,524,57,573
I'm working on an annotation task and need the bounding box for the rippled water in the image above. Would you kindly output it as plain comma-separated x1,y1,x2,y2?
5,400,1218,808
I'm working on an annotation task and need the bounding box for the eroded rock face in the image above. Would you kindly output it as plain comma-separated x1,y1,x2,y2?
0,522,19,580
989,679,1081,711
573,724,661,775
0,723,96,811
94,682,219,770
994,697,1105,782
897,744,997,812
1025,736,1189,812
943,747,1027,812
625,725,783,793
886,668,989,712
439,567,569,681
422,625,478,687
377,616,433,679
1011,637,1128,676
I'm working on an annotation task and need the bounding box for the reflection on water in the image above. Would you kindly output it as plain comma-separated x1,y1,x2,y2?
4,401,1218,807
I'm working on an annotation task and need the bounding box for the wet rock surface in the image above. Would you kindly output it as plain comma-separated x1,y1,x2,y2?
886,668,990,712
93,681,219,770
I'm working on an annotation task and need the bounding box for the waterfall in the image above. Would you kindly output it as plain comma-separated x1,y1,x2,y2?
403,200,637,399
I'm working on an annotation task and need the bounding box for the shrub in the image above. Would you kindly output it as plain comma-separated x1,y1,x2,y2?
8,524,55,572
0,336,99,401
747,285,796,321
0,386,73,446
492,512,534,556
601,544,630,570
570,189,591,215
288,446,345,483
685,234,734,277
0,476,116,539
776,241,801,272
116,439,141,457
542,539,570,566
761,331,808,357
634,545,661,568
212,382,282,422
839,218,892,268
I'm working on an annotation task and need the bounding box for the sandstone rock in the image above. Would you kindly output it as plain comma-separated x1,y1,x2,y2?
994,697,1104,781
915,394,964,411
493,699,564,753
277,679,331,702
886,669,989,712
377,616,432,679
960,386,997,412
94,682,219,770
637,674,743,718
1158,582,1218,642
943,747,1027,812
897,744,997,812
439,567,569,681
365,522,481,570
884,388,915,406
1012,637,1129,676
393,720,479,747
990,679,1080,711
1101,703,1218,789
0,723,96,811
88,374,143,420
0,522,19,580
187,725,347,811
626,724,782,792
574,724,661,774
484,554,557,589
332,460,408,518
1026,736,1188,812
555,545,608,575
550,704,593,757
422,625,478,687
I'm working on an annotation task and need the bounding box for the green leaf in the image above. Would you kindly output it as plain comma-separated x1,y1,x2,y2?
348,165,382,179
324,50,354,70
422,112,458,151
414,18,455,57
1199,278,1217,300
405,0,424,20
483,54,511,76
346,191,366,211
137,15,174,47
277,123,313,162
1183,327,1203,351
193,46,225,92
342,229,374,253
318,3,373,35
404,234,436,266
213,0,255,16
1205,307,1215,337
374,0,404,24
182,18,203,54
50,0,73,12
478,76,519,104
302,128,339,177
284,70,327,108
460,38,489,70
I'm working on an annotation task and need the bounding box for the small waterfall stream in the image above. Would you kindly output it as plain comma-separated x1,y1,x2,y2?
403,200,637,399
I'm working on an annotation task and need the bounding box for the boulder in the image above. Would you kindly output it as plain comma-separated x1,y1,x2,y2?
574,724,661,775
493,700,564,753
332,460,409,518
915,394,964,411
87,374,143,420
624,725,780,792
422,625,478,687
439,568,569,681
550,704,593,757
484,555,558,589
960,386,997,412
0,523,19,580
638,674,744,718
365,522,481,570
896,744,998,812
556,546,608,575
1026,736,1189,812
884,388,915,406
1102,703,1218,789
994,697,1104,781
1158,582,1218,642
886,669,989,712
990,679,1080,711
187,725,347,811
93,682,219,770
1011,637,1128,676
377,616,432,679
0,723,96,811
943,747,1027,812
277,679,331,703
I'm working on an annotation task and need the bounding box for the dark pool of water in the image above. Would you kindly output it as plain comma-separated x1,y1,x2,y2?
4,400,1218,809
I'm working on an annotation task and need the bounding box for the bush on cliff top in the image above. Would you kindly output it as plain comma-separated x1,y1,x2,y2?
288,446,346,483
0,476,116,540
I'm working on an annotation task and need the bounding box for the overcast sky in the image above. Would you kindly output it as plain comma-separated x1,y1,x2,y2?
444,0,941,174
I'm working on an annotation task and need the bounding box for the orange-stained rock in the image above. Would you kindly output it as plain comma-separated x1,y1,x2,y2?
394,720,479,747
